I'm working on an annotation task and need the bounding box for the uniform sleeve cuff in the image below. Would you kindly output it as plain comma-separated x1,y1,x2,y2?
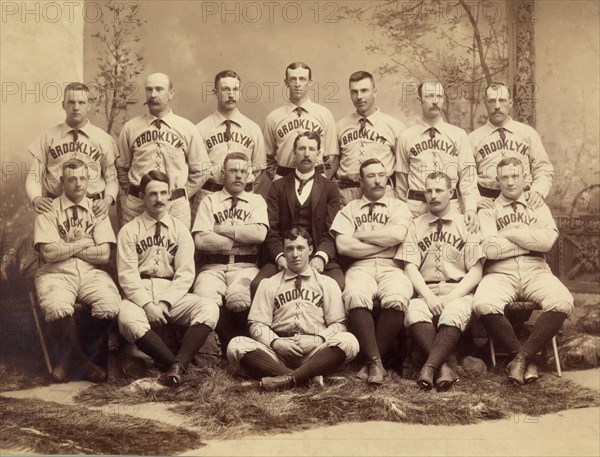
314,251,329,264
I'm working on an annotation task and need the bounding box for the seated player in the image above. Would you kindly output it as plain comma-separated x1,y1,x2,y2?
227,228,359,391
474,157,573,385
117,170,219,387
192,152,268,350
396,172,483,391
33,158,120,383
331,158,413,385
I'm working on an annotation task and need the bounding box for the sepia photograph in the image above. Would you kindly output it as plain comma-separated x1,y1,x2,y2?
1,0,599,456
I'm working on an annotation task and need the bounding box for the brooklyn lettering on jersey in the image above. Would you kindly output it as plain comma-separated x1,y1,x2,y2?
417,231,466,252
409,138,457,157
496,211,534,231
57,216,94,239
206,131,254,149
354,213,389,228
277,118,323,139
340,128,389,146
134,130,184,149
273,288,324,309
49,141,101,161
136,235,178,255
478,138,530,159
213,207,251,224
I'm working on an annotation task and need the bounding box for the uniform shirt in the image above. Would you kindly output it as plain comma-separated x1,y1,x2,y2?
330,195,413,259
336,109,405,182
34,195,116,272
478,194,558,273
468,117,554,197
395,210,482,283
192,188,269,256
116,110,210,196
196,109,266,184
263,98,339,169
249,267,347,347
397,118,478,212
27,120,119,200
117,212,195,307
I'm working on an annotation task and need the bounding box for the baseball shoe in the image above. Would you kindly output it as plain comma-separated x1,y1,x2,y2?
436,363,459,392
80,360,107,384
162,362,185,387
355,364,369,381
366,358,387,385
260,375,296,392
524,360,539,384
309,375,324,387
505,353,528,386
416,364,435,390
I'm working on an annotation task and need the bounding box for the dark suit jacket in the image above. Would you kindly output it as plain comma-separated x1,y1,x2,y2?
264,172,340,263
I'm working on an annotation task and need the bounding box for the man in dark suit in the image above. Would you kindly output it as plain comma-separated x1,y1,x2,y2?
250,131,344,297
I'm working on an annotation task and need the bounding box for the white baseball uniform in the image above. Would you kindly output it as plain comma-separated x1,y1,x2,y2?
117,212,219,343
263,99,339,179
331,196,414,311
396,210,483,331
469,116,554,200
26,120,119,203
336,109,405,205
34,195,120,322
226,267,359,366
397,119,479,216
116,110,210,228
473,194,573,316
192,189,269,312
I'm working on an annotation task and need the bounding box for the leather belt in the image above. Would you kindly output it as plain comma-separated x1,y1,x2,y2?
338,180,361,189
48,191,104,201
202,181,252,192
128,185,186,200
425,279,460,285
478,184,501,199
276,164,325,177
278,331,308,338
202,254,257,264
140,274,173,280
408,189,458,202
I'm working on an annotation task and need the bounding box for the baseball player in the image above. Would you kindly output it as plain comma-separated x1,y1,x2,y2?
192,152,269,350
117,170,218,387
26,82,119,219
263,61,339,181
193,70,267,220
336,71,406,205
474,157,573,386
116,72,210,228
250,130,344,297
397,81,479,231
395,172,483,391
33,158,120,383
331,158,414,385
469,82,554,210
227,228,359,391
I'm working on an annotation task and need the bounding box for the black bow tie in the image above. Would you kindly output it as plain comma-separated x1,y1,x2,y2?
497,127,506,142
367,202,384,216
153,119,162,130
294,107,303,117
294,275,302,292
359,117,368,133
511,201,519,213
230,195,239,209
224,119,232,141
155,221,162,237
71,129,79,143
435,218,445,233
427,127,437,139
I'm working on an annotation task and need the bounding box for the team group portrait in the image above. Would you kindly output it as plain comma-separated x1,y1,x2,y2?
1,0,599,456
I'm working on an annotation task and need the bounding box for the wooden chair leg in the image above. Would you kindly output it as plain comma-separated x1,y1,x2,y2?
551,336,562,377
28,291,53,374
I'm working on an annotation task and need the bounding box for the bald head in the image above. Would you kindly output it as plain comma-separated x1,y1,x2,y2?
145,72,174,116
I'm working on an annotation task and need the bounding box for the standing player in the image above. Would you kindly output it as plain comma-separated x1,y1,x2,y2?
331,158,413,385
26,82,118,219
263,62,339,181
192,152,269,350
227,228,359,391
474,157,573,386
250,131,344,296
194,70,267,219
116,72,210,228
117,171,218,387
336,71,405,205
33,159,120,382
395,172,483,391
397,81,479,230
469,82,554,209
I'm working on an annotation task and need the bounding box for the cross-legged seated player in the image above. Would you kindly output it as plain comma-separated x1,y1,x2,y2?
227,228,359,391
395,172,483,391
474,157,573,386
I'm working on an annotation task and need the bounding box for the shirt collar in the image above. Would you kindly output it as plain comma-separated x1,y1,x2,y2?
485,116,514,133
359,195,388,209
355,108,381,124
497,193,528,207
59,194,92,212
217,188,249,203
295,169,315,180
287,98,314,114
214,109,243,127
283,267,314,280
422,210,454,225
145,110,175,128
141,211,175,231
60,120,91,139
418,117,445,134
